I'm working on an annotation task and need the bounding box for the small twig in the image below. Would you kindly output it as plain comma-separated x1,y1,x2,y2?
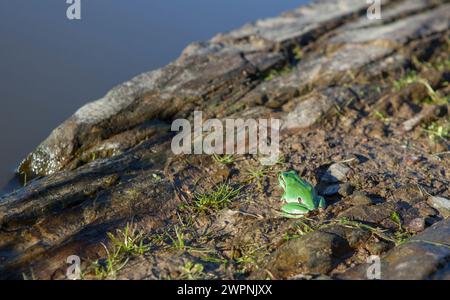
237,210,262,219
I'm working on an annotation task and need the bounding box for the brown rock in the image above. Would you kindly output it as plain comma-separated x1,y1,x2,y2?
406,217,426,233
348,192,373,206
250,231,352,279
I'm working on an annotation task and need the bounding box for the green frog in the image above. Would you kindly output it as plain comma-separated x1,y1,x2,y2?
278,170,326,218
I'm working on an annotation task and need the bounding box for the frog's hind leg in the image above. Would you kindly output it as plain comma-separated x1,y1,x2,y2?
281,203,310,218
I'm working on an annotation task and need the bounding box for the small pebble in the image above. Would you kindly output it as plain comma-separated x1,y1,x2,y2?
406,218,426,233
428,196,450,217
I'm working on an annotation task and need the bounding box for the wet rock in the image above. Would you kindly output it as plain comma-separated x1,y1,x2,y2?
348,192,373,206
321,163,351,183
330,5,449,45
339,219,450,280
251,231,352,279
428,196,450,218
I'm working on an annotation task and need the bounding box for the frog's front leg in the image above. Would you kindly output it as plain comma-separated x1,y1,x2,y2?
281,202,310,218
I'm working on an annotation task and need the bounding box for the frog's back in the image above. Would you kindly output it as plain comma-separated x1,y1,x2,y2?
294,176,313,191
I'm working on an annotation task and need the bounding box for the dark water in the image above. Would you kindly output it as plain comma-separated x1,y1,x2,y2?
0,0,308,195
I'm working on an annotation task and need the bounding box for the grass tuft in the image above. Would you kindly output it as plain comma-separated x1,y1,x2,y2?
422,121,449,143
212,154,235,165
393,71,419,91
194,183,241,212
264,65,294,81
167,225,186,251
244,167,269,190
92,222,150,279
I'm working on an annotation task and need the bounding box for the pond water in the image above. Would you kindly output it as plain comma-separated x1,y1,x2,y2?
0,0,308,195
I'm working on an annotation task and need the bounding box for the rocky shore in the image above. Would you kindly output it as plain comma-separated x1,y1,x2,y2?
1,0,449,279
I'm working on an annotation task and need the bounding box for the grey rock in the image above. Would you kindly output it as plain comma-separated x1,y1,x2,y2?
247,44,396,111
322,225,371,249
216,0,372,44
282,91,337,130
321,163,351,183
428,196,450,217
330,5,450,45
341,0,438,31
